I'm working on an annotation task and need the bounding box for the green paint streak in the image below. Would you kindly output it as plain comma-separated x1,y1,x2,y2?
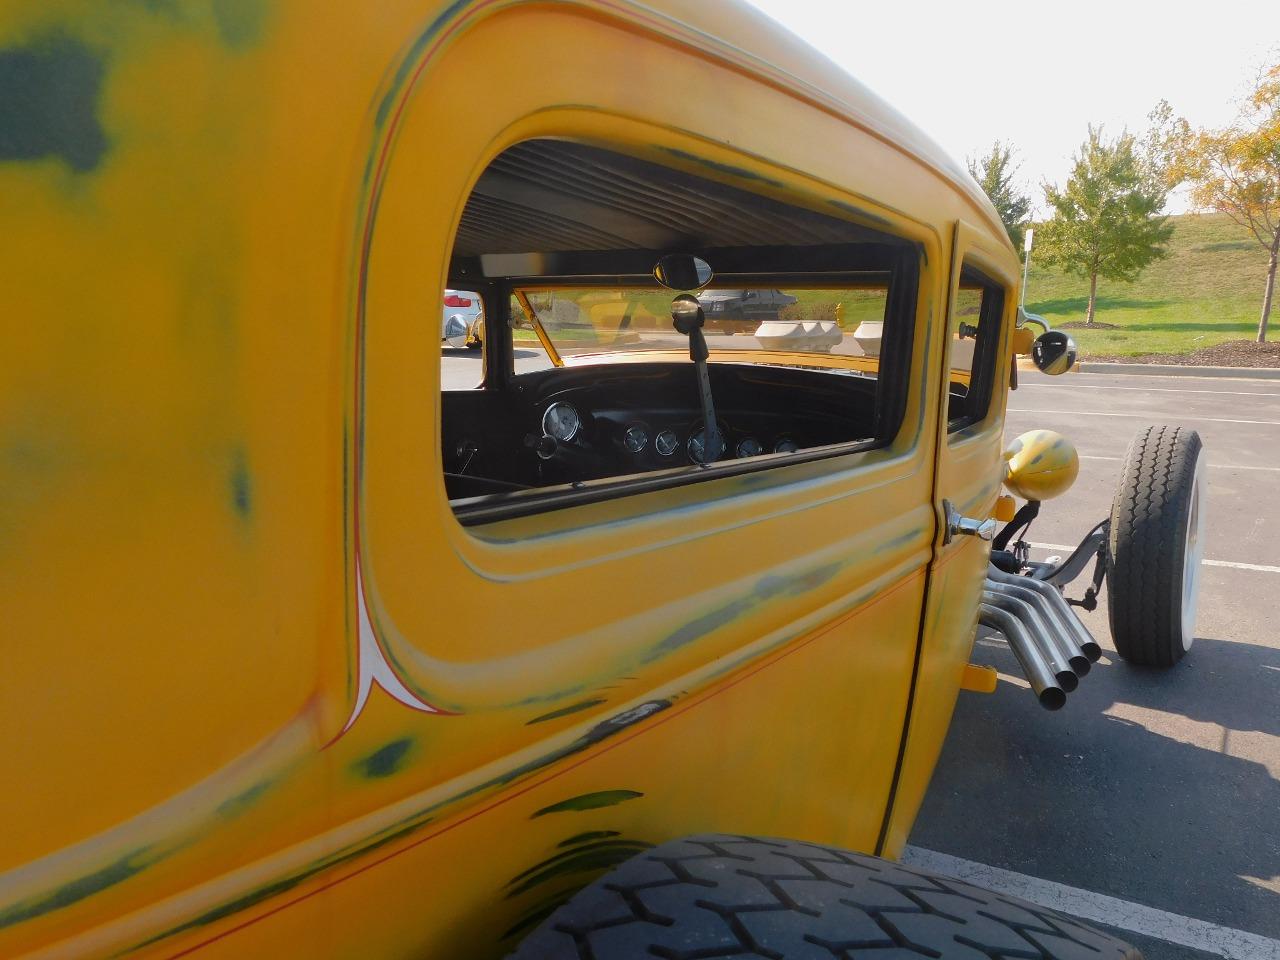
506,839,650,887
373,0,471,128
0,34,108,172
512,683,589,709
876,527,924,553
557,830,620,848
228,447,251,518
505,844,652,899
699,584,877,686
133,818,429,949
648,561,843,662
0,847,157,929
211,0,268,50
826,198,893,228
658,147,783,187
352,737,415,779
532,790,643,818
758,562,842,599
129,708,657,948
526,697,607,725
215,778,273,818
649,597,754,661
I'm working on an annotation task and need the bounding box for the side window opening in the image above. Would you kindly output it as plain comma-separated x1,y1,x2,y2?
438,139,920,523
947,266,1005,431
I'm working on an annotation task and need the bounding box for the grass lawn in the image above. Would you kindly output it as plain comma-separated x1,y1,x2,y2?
502,218,1273,359
1023,213,1273,357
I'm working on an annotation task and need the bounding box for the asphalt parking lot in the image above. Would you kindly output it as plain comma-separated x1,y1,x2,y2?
443,346,1278,958
910,368,1280,960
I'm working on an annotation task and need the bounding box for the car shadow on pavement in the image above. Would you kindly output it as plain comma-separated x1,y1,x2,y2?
910,635,1280,943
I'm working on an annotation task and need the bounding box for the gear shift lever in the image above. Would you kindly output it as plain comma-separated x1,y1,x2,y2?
670,294,722,463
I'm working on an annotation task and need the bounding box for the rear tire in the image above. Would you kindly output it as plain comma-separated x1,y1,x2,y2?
509,834,1141,959
1107,425,1206,666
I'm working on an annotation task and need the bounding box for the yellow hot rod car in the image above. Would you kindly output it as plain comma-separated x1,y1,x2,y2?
0,1,1205,958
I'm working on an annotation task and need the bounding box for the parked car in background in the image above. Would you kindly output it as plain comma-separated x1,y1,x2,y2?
442,288,484,349
696,287,797,332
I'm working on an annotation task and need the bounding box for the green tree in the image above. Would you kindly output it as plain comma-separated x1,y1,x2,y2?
1037,127,1173,325
1166,62,1280,342
967,141,1031,251
1139,99,1180,184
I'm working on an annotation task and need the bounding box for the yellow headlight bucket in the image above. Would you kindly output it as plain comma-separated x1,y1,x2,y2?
1003,430,1080,501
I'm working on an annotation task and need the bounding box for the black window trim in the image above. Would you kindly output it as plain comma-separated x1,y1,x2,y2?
446,251,922,527
946,264,1005,434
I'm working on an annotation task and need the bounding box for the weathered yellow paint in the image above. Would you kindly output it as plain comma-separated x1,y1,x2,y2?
1011,325,1036,355
0,1,1019,957
994,494,1018,522
878,220,1019,857
960,663,999,694
1005,430,1082,501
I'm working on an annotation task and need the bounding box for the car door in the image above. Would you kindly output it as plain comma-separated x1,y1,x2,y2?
878,219,1018,855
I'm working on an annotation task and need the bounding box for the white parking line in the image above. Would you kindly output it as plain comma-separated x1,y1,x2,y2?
1008,408,1280,426
1021,382,1280,398
1065,370,1280,385
1028,541,1280,574
900,846,1280,960
1078,454,1280,472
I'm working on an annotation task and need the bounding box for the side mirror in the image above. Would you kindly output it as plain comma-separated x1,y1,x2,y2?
443,314,469,350
654,254,713,291
1031,330,1077,375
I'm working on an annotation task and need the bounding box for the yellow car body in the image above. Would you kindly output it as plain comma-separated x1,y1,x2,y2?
0,1,1020,957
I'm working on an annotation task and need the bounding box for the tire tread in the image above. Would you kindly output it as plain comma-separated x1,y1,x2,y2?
509,835,1141,959
1106,425,1203,666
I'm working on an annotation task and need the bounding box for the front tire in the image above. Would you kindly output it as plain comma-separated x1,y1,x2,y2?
1107,425,1206,666
510,834,1141,959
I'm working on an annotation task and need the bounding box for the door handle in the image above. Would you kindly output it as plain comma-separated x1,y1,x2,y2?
943,500,997,544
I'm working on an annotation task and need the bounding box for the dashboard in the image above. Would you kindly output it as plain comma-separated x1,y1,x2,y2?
442,362,879,500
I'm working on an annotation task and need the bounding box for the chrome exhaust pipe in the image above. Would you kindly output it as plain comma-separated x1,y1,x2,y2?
982,590,1079,690
979,604,1067,711
984,578,1091,677
988,565,1102,662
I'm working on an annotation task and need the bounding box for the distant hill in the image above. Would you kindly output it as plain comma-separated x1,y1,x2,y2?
1023,213,1273,356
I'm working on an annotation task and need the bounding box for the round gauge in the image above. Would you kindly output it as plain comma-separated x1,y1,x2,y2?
654,429,679,457
623,423,649,454
688,427,724,464
773,437,799,454
541,402,581,442
736,437,763,459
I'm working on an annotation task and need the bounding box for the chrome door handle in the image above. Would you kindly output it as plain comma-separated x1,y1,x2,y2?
944,500,997,544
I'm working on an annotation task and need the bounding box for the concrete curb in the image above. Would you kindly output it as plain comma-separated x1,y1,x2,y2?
1076,362,1280,380
1015,358,1280,380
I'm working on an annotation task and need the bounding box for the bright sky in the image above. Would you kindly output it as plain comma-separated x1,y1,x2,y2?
742,0,1277,215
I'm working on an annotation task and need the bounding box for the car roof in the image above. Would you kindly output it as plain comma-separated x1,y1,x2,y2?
636,0,1009,247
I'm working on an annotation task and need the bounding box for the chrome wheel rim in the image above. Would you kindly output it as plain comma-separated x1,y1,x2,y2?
1180,458,1207,649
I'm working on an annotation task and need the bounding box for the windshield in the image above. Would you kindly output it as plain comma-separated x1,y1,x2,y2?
513,284,890,368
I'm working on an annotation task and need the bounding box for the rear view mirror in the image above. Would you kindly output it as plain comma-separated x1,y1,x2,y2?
653,254,713,291
1031,330,1077,375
